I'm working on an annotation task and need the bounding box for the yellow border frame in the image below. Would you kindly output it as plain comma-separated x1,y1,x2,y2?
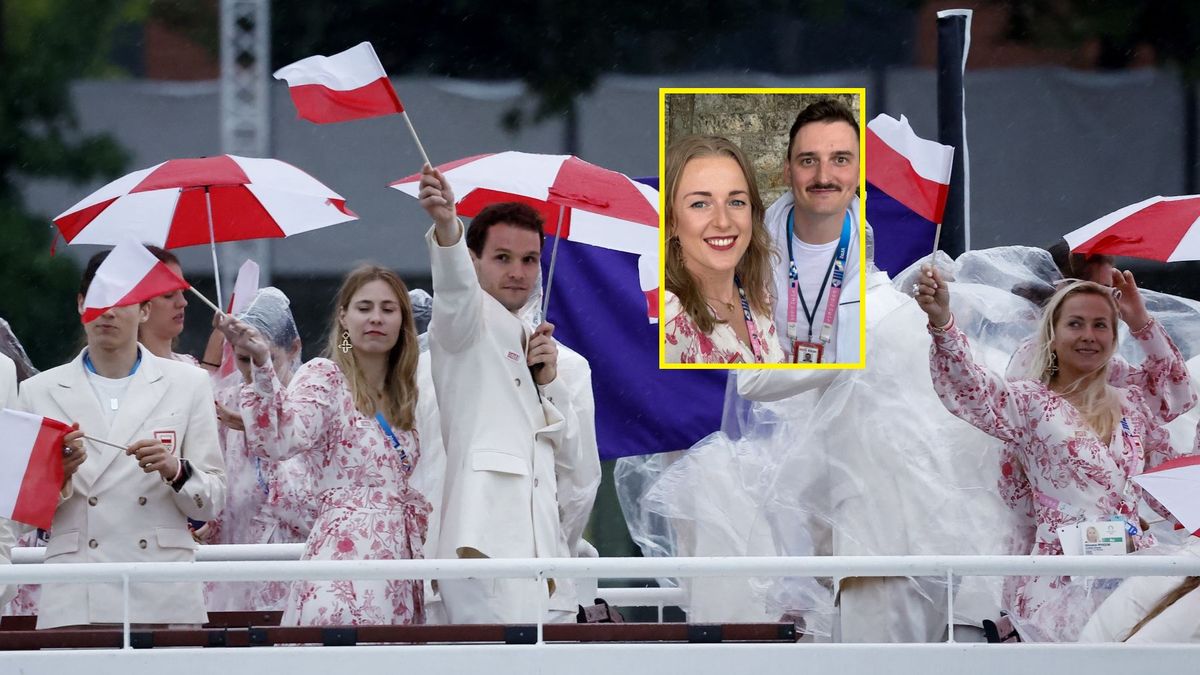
657,87,868,371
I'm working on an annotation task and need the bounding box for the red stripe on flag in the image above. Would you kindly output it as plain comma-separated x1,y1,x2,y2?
866,129,950,225
389,153,494,185
286,77,403,124
11,418,70,530
644,288,659,319
82,261,189,323
54,197,118,242
1075,198,1200,262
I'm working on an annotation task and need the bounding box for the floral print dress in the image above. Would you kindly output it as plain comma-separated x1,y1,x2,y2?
929,318,1195,642
663,290,787,364
204,382,319,612
241,358,430,626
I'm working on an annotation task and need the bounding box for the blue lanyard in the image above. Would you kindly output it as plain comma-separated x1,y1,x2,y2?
83,350,142,377
785,209,852,343
375,412,412,474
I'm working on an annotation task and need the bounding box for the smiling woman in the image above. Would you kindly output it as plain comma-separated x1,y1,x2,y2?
662,135,783,365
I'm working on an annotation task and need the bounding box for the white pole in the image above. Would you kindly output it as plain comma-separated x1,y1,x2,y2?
402,111,431,167
542,203,567,317
205,187,224,308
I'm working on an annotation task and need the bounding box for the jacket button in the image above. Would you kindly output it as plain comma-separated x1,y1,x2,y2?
515,378,521,387
138,496,147,506
88,539,98,549
87,496,97,506
534,478,540,488
138,539,148,549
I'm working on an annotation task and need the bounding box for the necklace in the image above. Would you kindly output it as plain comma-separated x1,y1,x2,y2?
705,296,735,314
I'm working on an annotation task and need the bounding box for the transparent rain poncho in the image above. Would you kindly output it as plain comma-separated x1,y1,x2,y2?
0,317,38,382
617,243,1200,641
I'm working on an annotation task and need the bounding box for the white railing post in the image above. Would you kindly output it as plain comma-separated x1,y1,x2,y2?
536,569,546,645
945,569,955,643
122,572,131,649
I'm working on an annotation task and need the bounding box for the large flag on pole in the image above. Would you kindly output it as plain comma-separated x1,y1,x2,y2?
81,238,190,323
0,409,72,529
274,42,404,124
865,114,954,275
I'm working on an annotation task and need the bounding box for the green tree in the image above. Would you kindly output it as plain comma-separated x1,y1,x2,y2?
0,0,131,368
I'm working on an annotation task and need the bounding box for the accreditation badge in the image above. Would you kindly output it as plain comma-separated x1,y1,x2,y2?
792,341,823,364
1080,518,1132,555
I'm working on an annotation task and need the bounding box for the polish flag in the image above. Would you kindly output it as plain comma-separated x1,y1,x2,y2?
865,114,955,275
81,238,190,324
0,410,72,530
273,42,404,124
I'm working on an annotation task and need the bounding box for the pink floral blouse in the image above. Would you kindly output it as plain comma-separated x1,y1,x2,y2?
663,290,787,364
930,317,1196,641
240,358,430,626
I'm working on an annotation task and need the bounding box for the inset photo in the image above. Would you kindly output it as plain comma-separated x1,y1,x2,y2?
658,88,866,369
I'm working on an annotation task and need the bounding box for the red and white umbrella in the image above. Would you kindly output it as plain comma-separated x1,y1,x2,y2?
1132,455,1200,537
1064,195,1200,262
54,154,357,305
389,151,660,319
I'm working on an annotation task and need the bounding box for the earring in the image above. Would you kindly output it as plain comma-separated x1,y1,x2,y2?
338,330,353,354
1048,352,1058,375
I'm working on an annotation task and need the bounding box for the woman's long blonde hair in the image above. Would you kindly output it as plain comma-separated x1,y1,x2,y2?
664,135,775,334
324,265,419,431
1123,576,1200,641
1028,280,1120,439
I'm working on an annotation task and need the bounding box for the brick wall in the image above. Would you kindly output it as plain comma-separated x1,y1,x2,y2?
664,92,860,206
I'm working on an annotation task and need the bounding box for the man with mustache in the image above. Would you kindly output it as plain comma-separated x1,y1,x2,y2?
766,98,863,364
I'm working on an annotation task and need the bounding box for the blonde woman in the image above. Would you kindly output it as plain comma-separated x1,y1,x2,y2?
916,264,1195,642
216,265,430,626
663,135,783,364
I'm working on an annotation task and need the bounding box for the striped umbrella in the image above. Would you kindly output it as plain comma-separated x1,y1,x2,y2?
1064,195,1200,263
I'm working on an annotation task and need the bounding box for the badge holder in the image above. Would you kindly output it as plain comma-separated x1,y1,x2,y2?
793,341,823,364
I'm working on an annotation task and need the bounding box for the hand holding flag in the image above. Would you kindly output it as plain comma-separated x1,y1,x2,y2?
0,411,85,529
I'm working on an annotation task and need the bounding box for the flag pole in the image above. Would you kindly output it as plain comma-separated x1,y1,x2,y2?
401,111,431,167
929,223,944,266
542,204,567,317
187,287,224,315
83,434,127,451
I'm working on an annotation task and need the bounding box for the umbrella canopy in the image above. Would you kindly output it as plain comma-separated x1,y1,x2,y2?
1132,455,1200,536
389,151,658,255
1064,195,1200,262
390,151,660,318
54,154,357,248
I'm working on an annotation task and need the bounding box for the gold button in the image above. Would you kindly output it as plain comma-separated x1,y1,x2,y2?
87,496,97,506
138,539,147,549
138,497,147,506
88,539,98,549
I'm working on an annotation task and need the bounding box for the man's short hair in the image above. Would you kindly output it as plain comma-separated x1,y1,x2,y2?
786,98,860,161
465,202,546,256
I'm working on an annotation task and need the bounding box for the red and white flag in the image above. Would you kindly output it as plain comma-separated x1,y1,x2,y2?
273,42,403,124
82,238,190,324
0,409,72,530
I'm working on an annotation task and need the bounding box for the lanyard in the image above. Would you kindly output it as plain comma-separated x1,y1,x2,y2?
733,275,766,363
375,412,412,474
786,209,851,343
83,350,142,377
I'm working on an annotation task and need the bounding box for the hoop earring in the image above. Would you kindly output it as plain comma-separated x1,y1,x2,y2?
338,330,353,354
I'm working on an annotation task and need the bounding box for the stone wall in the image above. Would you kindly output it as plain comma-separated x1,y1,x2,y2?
664,92,861,206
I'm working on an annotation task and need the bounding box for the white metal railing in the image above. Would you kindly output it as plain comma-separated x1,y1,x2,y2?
4,548,1200,650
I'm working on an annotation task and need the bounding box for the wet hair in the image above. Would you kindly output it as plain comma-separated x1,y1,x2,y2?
325,264,419,431
664,134,775,334
79,250,111,297
465,202,545,257
1029,280,1120,439
786,98,860,161
144,244,180,268
1047,239,1114,284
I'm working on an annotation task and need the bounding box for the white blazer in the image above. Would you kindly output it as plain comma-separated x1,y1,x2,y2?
426,226,587,612
17,346,226,628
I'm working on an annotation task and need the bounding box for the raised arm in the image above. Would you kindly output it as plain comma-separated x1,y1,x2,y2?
917,265,1024,443
420,165,487,354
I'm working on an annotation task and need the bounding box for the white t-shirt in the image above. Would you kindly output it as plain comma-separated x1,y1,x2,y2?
786,235,842,362
85,366,134,426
